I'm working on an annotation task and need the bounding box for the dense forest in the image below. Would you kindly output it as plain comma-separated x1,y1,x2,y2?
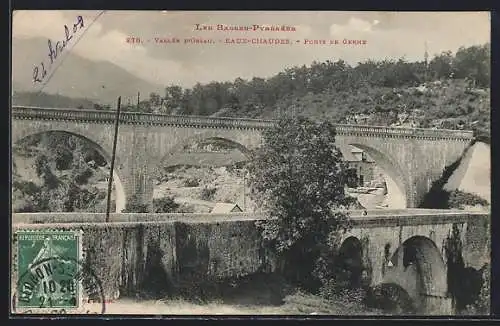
107,43,490,141
12,43,491,213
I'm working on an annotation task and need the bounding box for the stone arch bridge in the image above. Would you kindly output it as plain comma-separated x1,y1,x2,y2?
12,106,474,210
337,210,489,314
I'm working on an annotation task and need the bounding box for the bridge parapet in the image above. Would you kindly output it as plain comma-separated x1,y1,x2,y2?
12,106,474,140
12,106,274,130
12,210,489,226
334,124,474,141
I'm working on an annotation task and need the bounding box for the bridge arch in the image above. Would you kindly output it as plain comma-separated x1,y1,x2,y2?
384,236,448,311
12,130,127,213
345,143,408,209
167,133,253,157
156,131,254,171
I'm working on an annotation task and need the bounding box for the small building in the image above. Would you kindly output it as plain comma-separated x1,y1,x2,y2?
344,146,376,187
350,147,364,162
210,203,243,213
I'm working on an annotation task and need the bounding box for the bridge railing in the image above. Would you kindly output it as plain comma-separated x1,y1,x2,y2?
12,210,489,225
334,124,474,139
11,106,275,130
12,106,474,139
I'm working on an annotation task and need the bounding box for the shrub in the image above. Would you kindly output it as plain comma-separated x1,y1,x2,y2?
200,187,217,201
13,180,40,195
176,203,195,213
317,278,343,301
460,264,490,315
471,264,491,314
320,283,367,306
364,283,416,314
153,197,180,213
122,195,149,213
448,190,488,209
74,167,94,185
184,178,200,187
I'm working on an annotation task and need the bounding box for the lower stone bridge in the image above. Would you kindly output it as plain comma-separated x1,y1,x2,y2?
12,209,490,314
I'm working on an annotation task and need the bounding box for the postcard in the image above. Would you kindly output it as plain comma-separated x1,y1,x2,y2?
11,10,491,316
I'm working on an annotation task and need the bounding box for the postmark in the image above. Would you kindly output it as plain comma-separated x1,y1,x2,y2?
11,230,106,314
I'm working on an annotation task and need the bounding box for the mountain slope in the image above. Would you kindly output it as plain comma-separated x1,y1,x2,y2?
12,37,163,105
12,91,97,109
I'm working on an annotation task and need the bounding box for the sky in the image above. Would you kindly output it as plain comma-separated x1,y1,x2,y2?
12,11,491,88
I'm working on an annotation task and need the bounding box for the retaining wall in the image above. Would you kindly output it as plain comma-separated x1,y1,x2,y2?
12,218,275,300
12,210,489,302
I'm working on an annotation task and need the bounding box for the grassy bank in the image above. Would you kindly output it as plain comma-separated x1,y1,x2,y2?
102,291,382,315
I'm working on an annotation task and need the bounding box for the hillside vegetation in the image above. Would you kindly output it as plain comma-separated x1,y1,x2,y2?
132,43,489,140
12,133,114,213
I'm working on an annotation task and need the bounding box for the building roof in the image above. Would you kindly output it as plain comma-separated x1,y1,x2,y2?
210,203,243,213
342,150,359,162
343,146,376,163
342,145,364,162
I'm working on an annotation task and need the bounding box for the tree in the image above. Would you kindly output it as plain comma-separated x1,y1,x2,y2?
149,92,162,112
452,44,490,87
429,51,454,79
345,168,360,188
247,116,353,290
164,85,184,114
444,224,467,310
138,100,153,113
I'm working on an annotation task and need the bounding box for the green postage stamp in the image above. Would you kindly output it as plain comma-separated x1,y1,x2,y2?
11,229,105,314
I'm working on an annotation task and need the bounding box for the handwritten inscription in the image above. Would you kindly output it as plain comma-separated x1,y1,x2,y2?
33,15,85,84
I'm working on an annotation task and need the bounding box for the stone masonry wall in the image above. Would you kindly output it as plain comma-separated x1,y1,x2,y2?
12,219,273,301
12,211,489,302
